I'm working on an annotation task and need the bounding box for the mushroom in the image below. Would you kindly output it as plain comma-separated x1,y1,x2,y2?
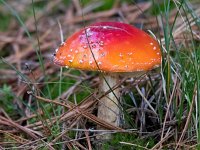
53,22,161,139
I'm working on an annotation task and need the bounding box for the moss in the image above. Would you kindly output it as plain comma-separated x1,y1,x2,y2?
0,12,11,31
0,85,18,117
101,133,155,150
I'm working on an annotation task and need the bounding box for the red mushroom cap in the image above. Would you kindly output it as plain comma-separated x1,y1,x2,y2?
53,22,161,72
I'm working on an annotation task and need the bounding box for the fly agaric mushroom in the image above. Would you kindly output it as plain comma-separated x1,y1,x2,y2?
53,22,161,138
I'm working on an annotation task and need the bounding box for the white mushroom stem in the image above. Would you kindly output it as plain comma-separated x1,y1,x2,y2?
97,74,120,139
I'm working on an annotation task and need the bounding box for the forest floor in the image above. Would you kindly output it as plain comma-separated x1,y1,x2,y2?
0,0,200,149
